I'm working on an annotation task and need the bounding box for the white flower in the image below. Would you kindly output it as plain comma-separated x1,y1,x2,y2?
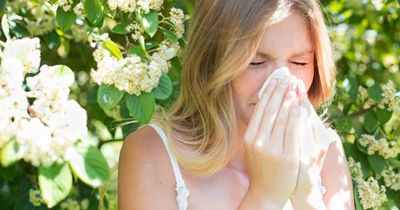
159,40,180,60
108,0,136,13
358,177,387,209
381,80,399,111
48,100,88,142
150,0,163,11
137,0,150,13
149,51,170,73
91,56,122,85
73,2,85,19
358,134,400,159
0,57,25,88
348,157,364,184
3,38,41,75
381,166,400,191
56,0,74,11
92,47,111,62
130,22,144,41
87,28,109,48
16,118,54,167
169,7,185,38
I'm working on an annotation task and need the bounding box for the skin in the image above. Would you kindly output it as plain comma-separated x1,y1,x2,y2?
118,11,354,210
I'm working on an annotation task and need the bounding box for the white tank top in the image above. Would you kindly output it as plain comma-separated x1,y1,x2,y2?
149,123,326,210
149,123,189,210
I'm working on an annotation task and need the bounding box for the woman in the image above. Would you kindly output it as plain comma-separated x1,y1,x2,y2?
118,0,354,209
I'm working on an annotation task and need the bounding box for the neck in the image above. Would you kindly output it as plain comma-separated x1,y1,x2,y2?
226,121,248,175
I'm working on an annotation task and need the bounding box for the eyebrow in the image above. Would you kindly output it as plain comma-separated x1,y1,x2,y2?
255,50,314,59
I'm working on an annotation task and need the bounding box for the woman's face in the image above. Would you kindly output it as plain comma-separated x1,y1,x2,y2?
232,11,315,126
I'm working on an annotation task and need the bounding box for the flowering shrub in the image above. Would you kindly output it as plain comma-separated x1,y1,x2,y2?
325,0,400,209
0,0,398,209
0,0,187,209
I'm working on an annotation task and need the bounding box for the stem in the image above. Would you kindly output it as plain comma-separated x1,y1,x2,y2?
98,139,124,148
348,104,377,117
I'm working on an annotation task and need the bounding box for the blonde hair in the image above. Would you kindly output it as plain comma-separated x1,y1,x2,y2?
152,0,336,177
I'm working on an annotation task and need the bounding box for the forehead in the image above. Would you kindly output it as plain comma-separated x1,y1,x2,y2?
258,11,314,57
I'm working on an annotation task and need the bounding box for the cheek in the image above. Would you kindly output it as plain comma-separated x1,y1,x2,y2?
231,70,263,101
290,66,314,90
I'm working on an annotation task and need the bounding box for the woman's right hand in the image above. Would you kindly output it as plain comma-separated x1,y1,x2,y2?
240,75,305,209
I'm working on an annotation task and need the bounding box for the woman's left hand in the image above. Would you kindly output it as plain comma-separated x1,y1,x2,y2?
290,80,337,209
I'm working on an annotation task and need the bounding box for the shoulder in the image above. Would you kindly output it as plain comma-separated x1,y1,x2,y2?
118,125,178,210
321,129,355,209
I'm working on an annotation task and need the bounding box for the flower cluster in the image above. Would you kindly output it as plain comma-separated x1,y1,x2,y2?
169,7,185,39
381,80,400,111
348,157,387,209
6,0,58,36
358,177,387,209
348,157,364,183
359,81,400,111
0,37,88,167
107,0,164,13
358,134,400,159
380,166,400,191
55,0,74,11
90,37,180,95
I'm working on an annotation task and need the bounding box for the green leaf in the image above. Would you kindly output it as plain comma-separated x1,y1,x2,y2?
354,184,363,210
103,40,122,60
56,7,77,31
0,140,22,167
145,41,158,50
68,144,110,188
161,28,178,41
97,84,125,110
83,0,104,26
42,31,61,50
112,23,129,34
137,10,159,37
367,84,384,103
128,45,146,60
125,93,155,123
39,163,72,208
342,76,358,100
367,154,386,174
334,116,353,133
364,110,378,132
151,74,172,100
375,108,392,125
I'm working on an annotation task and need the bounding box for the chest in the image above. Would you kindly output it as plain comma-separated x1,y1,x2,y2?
182,169,249,210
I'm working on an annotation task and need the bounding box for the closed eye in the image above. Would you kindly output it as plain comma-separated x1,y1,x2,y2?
291,61,308,66
250,61,266,66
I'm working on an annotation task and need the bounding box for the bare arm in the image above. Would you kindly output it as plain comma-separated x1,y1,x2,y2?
321,134,355,210
118,126,178,210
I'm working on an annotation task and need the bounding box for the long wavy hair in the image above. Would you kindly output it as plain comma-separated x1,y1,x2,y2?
152,0,335,177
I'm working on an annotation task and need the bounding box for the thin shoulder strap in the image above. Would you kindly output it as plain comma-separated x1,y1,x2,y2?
148,123,189,210
148,123,185,185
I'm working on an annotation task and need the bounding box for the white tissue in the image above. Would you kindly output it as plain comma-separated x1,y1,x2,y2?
258,67,291,99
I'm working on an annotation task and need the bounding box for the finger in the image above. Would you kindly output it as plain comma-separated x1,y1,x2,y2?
244,78,279,142
283,105,302,159
269,80,297,151
297,79,312,117
255,76,294,146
